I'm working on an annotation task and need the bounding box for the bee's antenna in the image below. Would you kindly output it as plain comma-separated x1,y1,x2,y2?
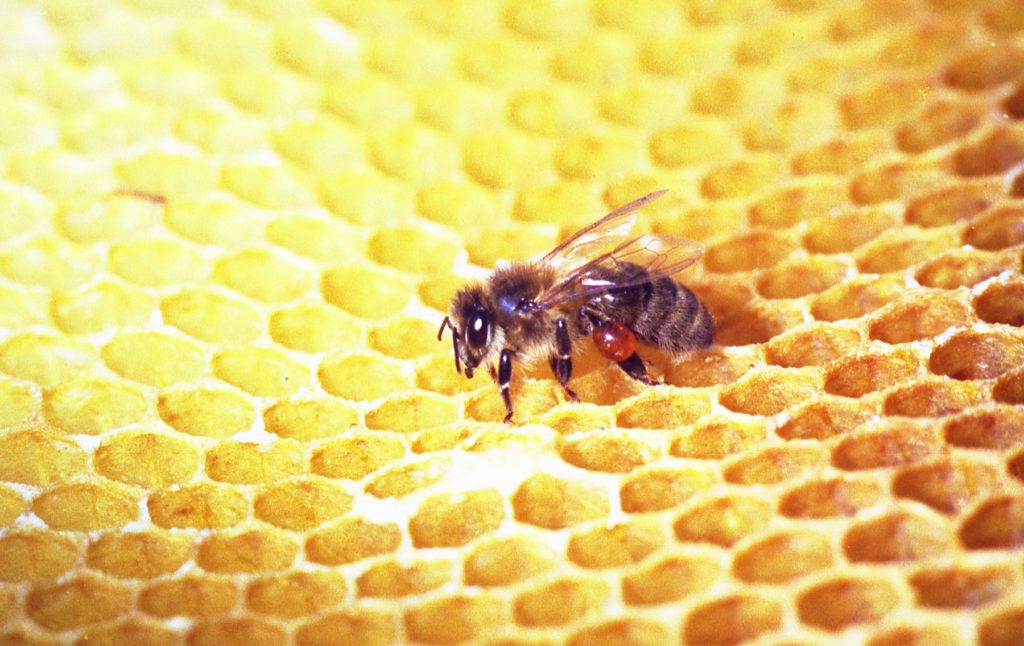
438,317,462,375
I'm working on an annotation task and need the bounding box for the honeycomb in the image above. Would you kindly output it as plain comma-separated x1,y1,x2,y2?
1,0,1023,644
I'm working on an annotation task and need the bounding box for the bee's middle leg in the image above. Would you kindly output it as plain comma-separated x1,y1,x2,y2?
497,348,515,423
549,319,579,402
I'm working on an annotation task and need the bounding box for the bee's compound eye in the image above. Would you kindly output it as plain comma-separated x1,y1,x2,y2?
465,310,490,350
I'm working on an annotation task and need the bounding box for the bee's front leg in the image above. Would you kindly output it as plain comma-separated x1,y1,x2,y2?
497,348,515,423
548,318,579,402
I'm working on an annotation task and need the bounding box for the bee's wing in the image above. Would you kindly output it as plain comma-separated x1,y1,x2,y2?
540,190,667,272
533,233,704,310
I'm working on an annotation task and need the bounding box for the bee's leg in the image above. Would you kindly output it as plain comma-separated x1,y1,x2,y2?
549,319,579,402
617,352,660,386
498,348,515,423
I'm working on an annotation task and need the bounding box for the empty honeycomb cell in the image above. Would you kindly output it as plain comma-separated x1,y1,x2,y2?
0,333,95,389
959,495,1024,550
76,620,178,646
115,150,218,198
31,482,138,531
692,69,786,119
978,606,1024,646
665,346,757,388
176,104,267,155
416,179,501,231
566,520,665,570
158,386,254,439
139,575,238,618
263,398,358,441
844,510,953,562
867,623,964,646
652,202,746,243
930,330,1024,380
365,456,450,498
265,215,366,264
884,377,988,417
108,238,210,287
319,352,414,402
415,78,507,135
896,457,1003,514
673,495,772,547
832,421,942,470
368,225,458,277
366,391,458,432
896,99,984,153
616,388,712,429
160,288,264,344
555,132,646,181
247,573,348,618
954,126,1024,178
796,577,900,632
369,318,443,361
766,323,861,368
366,123,458,183
51,280,153,334
7,151,111,203
205,440,306,484
776,398,873,441
840,74,933,130
511,181,603,228
0,485,24,526
57,194,162,243
321,265,412,320
622,552,721,606
224,63,322,117
412,423,476,453
212,346,309,397
683,594,783,645
86,531,190,580
720,367,821,416
669,416,767,460
1006,81,1024,119
464,536,557,586
0,532,78,581
409,489,505,548
857,227,961,274
221,161,317,211
196,529,298,574
598,81,687,130
514,577,609,627
466,380,560,424
120,55,220,106
704,231,796,274
356,559,450,598
649,121,741,169
0,429,87,486
271,302,366,354
186,618,287,646
462,130,550,188
802,206,901,255
26,574,133,631
792,132,889,175
916,248,1010,290
824,348,920,398
294,607,396,646
943,43,1024,90
559,431,657,474
213,248,310,304
974,281,1024,326
551,32,637,84
44,377,148,435
724,444,829,486
640,30,734,77
732,530,834,584
779,476,884,518
512,473,609,530
909,563,1016,609
619,466,717,514
310,434,405,480
567,617,669,646
305,517,402,565
756,256,850,300
869,294,971,344
850,161,949,205
994,369,1024,404
904,181,997,228
404,593,507,645
94,429,200,488
254,477,353,531
0,283,47,330
749,180,847,230
147,482,248,529
811,275,904,322
101,330,206,388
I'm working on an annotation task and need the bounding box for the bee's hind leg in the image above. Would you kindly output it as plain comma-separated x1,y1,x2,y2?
549,319,580,402
617,353,660,386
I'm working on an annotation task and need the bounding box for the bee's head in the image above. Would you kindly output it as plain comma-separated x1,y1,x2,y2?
438,286,497,379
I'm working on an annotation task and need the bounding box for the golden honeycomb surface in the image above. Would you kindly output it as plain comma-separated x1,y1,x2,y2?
0,1,1023,645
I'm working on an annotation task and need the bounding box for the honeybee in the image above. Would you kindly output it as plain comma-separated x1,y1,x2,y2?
438,190,714,423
